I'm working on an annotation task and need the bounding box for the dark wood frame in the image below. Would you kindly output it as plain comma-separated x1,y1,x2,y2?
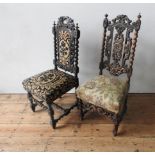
27,16,80,129
78,14,141,136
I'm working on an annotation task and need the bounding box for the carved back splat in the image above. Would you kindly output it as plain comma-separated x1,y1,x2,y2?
99,14,141,81
52,16,80,78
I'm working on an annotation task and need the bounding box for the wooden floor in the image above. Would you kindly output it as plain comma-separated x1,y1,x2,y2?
0,93,155,152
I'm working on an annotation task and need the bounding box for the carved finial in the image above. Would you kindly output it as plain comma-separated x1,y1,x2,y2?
134,13,141,31
76,23,80,39
138,13,141,19
52,21,56,34
76,23,79,28
103,14,109,28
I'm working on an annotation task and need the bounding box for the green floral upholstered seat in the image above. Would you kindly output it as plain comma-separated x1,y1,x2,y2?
76,14,141,136
23,69,78,101
76,75,128,114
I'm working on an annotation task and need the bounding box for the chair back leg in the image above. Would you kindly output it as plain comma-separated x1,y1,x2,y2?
27,92,37,112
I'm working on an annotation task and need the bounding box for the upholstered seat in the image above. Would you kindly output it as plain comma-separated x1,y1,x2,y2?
22,16,80,129
76,14,141,136
23,69,78,100
76,75,128,113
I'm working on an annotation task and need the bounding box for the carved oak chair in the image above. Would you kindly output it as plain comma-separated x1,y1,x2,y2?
76,14,141,136
22,16,80,129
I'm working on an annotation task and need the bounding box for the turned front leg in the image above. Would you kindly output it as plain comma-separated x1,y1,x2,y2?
27,92,37,112
46,98,56,129
79,99,84,120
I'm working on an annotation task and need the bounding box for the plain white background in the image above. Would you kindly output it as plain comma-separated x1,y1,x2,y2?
0,3,155,93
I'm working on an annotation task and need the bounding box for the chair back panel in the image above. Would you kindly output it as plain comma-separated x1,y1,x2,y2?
99,14,141,79
53,16,80,76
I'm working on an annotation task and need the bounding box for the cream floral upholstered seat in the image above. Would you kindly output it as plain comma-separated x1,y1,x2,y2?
76,75,128,114
23,69,78,101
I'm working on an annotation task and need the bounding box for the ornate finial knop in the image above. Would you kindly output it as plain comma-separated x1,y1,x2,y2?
138,13,141,19
105,14,108,18
103,14,109,28
76,23,79,28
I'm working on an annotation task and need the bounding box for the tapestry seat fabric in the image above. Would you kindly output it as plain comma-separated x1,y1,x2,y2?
76,74,128,113
22,69,78,100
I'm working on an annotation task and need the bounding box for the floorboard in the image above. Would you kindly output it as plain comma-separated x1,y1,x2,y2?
0,93,155,152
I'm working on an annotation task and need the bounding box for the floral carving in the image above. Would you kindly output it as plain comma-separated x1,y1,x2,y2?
53,16,80,74
58,30,71,66
100,14,141,77
97,14,141,135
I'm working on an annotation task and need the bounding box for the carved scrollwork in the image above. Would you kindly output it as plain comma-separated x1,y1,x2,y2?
58,30,71,66
107,33,125,76
105,36,112,58
53,16,80,75
99,14,141,79
112,15,132,34
112,33,124,63
108,64,128,76
82,102,118,124
57,16,75,30
104,27,114,63
122,39,132,67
